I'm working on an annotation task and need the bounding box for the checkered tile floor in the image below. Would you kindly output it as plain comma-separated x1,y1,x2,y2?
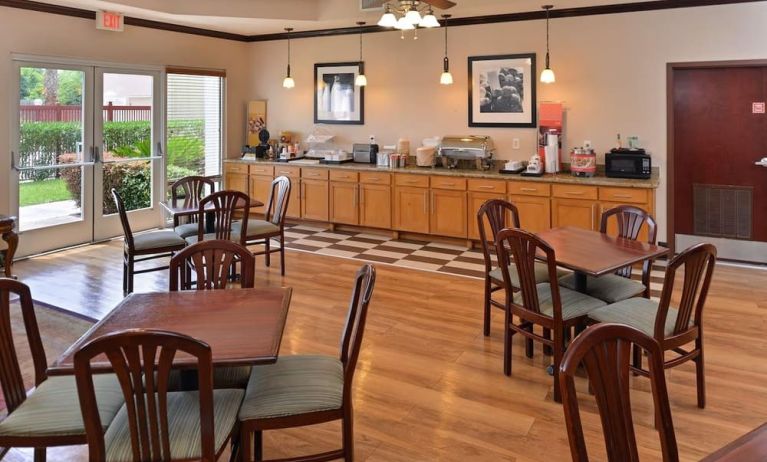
281,223,666,299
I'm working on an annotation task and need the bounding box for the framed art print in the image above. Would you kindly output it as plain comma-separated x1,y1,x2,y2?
314,62,365,125
468,53,537,128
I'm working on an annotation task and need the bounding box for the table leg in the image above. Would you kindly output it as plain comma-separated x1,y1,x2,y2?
1,228,18,278
573,271,588,293
179,369,199,391
205,211,216,235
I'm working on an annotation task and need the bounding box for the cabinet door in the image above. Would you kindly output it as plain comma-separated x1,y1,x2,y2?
330,182,359,225
393,186,430,234
285,181,301,219
301,179,329,222
360,184,392,229
248,175,273,215
468,191,506,240
430,189,468,238
225,171,249,196
551,198,598,231
510,195,552,233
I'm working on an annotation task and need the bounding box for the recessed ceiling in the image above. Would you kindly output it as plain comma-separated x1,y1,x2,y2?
32,0,657,35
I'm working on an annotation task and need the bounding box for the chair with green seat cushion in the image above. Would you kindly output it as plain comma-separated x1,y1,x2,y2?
495,228,607,403
188,190,250,247
587,243,717,409
74,329,243,462
0,279,125,460
561,205,658,303
238,264,376,462
170,176,215,238
112,189,186,294
241,176,291,276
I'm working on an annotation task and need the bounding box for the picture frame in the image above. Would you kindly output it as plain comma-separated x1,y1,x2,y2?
314,62,365,125
468,53,537,128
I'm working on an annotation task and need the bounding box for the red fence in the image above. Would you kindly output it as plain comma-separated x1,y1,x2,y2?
20,103,151,123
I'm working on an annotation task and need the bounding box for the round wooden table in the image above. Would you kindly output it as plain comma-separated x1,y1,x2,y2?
0,215,18,278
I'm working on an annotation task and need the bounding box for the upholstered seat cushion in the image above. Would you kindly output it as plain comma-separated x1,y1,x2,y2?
489,261,553,286
0,374,124,438
173,223,200,239
104,389,244,462
167,366,252,391
239,355,343,421
588,297,692,338
517,283,607,321
560,273,646,304
133,231,186,252
232,220,280,239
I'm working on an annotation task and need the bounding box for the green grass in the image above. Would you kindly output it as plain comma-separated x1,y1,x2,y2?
19,179,73,206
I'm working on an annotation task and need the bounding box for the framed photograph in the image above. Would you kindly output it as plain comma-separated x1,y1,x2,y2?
314,62,365,125
468,53,537,128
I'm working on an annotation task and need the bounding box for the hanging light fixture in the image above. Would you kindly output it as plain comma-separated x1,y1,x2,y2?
540,5,556,84
355,21,368,87
440,14,453,85
405,5,422,25
282,27,295,89
396,16,415,30
378,1,441,31
377,4,398,28
419,7,441,28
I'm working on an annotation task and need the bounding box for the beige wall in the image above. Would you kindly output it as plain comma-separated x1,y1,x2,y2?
0,6,250,216
248,2,767,241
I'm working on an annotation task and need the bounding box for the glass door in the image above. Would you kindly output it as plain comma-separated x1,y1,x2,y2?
11,62,95,257
92,68,164,241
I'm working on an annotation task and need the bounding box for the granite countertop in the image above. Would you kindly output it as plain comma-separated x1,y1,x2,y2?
225,158,660,189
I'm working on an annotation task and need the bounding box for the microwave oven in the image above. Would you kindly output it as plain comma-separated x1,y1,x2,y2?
605,151,652,179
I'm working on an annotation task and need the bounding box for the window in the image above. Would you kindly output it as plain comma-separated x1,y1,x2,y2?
166,71,224,183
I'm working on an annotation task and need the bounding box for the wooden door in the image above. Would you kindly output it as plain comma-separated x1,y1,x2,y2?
393,186,429,234
430,189,467,238
330,182,359,225
468,191,506,240
360,184,392,229
248,175,272,215
510,195,551,233
551,198,598,231
673,65,767,261
301,179,329,222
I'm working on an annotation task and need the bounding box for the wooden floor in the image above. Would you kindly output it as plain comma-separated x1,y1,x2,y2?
9,241,767,461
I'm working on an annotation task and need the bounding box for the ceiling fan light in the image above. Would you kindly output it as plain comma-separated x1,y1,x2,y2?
419,14,440,28
378,12,397,28
405,8,422,25
396,17,415,30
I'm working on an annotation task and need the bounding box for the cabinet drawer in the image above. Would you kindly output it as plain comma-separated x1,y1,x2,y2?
394,174,429,188
329,170,359,182
249,165,274,176
301,168,329,180
552,184,598,200
359,172,391,185
599,187,648,204
225,163,249,174
468,179,506,194
508,182,551,197
274,166,300,179
430,176,466,191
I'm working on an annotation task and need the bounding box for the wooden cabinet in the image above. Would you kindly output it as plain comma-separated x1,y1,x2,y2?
330,181,359,225
274,166,301,219
511,195,551,233
393,186,430,234
224,163,249,197
248,175,272,215
467,179,507,240
301,180,329,222
360,184,392,229
552,198,599,230
430,189,468,238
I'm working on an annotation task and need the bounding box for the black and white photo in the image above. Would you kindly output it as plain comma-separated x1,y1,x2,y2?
468,54,537,127
314,62,365,125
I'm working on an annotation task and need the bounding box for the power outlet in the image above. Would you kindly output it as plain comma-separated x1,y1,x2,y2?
512,138,520,150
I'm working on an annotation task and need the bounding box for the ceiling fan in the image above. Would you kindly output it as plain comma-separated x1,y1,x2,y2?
367,0,456,30
363,0,457,9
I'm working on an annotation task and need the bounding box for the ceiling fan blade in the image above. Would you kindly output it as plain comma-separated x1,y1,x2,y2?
422,0,457,9
361,0,388,9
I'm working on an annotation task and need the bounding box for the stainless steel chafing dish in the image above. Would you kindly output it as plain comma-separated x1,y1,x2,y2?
438,135,495,170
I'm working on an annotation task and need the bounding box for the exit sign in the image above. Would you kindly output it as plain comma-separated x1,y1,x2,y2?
96,11,124,32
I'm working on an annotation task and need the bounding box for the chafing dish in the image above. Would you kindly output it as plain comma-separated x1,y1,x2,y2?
438,136,495,170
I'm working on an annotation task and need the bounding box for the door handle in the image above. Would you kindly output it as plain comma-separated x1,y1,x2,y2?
755,157,767,167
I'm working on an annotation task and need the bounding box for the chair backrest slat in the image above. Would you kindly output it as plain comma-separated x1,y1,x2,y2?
600,206,658,278
169,240,255,291
560,323,679,462
171,176,215,224
477,199,521,273
197,190,250,244
75,329,215,462
265,176,291,226
339,265,376,395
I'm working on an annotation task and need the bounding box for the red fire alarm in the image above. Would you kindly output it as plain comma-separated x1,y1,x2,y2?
96,11,124,32
753,102,765,114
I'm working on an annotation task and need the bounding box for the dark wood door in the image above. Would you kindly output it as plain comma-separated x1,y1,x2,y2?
673,66,767,242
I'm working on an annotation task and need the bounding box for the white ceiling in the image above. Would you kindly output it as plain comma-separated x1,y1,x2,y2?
33,0,656,36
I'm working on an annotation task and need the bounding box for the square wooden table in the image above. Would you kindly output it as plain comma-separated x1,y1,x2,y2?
47,287,292,376
536,226,669,293
701,423,767,462
160,199,264,234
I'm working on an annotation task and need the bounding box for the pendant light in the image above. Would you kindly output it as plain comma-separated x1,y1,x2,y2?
355,21,367,87
405,5,422,25
540,5,556,84
440,15,453,85
282,27,295,89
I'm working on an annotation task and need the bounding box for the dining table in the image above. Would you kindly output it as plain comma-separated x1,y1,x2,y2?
701,423,767,461
160,198,263,234
48,287,292,377
536,226,669,294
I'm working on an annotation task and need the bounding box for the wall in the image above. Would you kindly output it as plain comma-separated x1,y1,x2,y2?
248,2,767,241
0,6,251,216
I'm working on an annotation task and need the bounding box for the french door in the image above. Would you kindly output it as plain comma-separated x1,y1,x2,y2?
10,59,165,256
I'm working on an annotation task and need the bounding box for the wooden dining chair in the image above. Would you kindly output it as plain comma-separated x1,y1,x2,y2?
171,176,216,239
74,329,244,462
113,189,187,294
560,323,679,462
587,243,716,408
477,199,553,337
495,228,606,402
0,278,125,462
186,190,251,246
238,264,376,462
169,240,255,291
237,176,291,276
561,205,658,303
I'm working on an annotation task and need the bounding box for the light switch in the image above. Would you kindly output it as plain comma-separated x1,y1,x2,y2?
512,138,520,150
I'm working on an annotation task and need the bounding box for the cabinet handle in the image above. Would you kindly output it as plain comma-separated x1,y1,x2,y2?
431,191,435,215
565,191,585,196
611,194,633,199
353,185,358,207
520,187,538,192
477,185,495,190
423,191,428,214
406,179,420,184
440,182,456,187
360,185,364,205
367,177,380,181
